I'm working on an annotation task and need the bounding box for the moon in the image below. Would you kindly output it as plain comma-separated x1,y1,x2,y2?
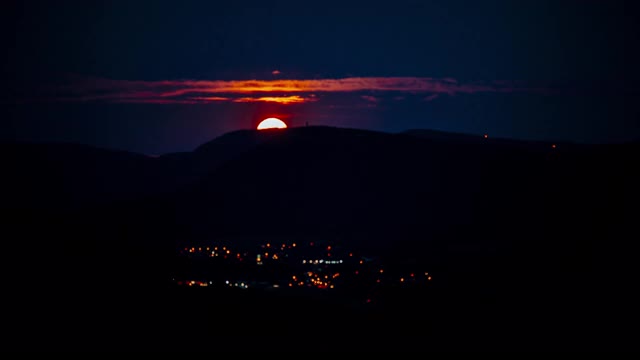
257,117,287,130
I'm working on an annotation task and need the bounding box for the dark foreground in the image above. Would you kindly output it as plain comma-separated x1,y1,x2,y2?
1,128,638,351
3,267,636,352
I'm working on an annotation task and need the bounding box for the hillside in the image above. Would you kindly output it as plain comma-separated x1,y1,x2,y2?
1,126,638,350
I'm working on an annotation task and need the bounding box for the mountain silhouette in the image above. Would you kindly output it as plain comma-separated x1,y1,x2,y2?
1,125,638,350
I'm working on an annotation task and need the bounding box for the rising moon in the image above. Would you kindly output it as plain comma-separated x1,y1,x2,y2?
257,118,287,130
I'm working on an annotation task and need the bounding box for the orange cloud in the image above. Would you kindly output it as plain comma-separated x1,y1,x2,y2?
189,95,312,104
232,95,313,104
46,76,549,104
153,77,498,97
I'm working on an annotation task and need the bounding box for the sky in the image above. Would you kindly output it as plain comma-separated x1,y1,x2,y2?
2,0,639,154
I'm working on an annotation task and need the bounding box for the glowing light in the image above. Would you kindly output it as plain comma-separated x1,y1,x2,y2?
428,276,432,281
552,144,557,149
400,278,405,282
484,134,489,139
257,118,287,130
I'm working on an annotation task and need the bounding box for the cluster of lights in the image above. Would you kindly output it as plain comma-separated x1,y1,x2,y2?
225,280,249,289
177,280,212,287
263,242,296,249
175,279,254,289
287,272,338,289
179,241,433,295
302,259,343,265
182,246,241,260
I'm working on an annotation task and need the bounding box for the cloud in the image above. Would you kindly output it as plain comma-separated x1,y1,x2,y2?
272,70,281,75
231,95,313,104
188,96,231,102
43,76,549,104
164,95,313,104
423,94,439,102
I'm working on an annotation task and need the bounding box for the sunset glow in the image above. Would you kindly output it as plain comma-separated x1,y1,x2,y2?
234,95,310,104
257,118,287,130
55,76,546,105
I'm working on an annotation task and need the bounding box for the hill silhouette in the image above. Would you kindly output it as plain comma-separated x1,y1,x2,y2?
1,126,638,350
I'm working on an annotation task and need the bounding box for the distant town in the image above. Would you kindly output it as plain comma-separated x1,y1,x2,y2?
172,241,433,304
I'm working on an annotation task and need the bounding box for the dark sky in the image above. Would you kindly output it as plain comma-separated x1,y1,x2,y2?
2,0,639,154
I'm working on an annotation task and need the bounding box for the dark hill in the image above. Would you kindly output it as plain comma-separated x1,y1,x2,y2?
1,126,638,350
156,128,286,188
166,125,637,293
0,142,163,210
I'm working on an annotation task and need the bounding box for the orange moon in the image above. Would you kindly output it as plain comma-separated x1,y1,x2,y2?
257,118,287,130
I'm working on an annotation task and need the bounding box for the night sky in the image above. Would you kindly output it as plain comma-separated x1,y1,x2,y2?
2,0,639,155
